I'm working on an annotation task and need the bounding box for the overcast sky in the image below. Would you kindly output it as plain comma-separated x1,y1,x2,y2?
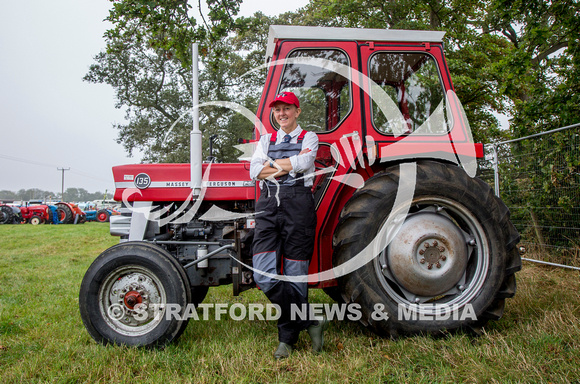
0,0,308,196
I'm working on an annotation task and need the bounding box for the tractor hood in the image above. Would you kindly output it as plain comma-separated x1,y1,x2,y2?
112,163,255,202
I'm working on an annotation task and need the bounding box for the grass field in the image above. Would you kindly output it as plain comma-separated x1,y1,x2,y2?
1,223,579,383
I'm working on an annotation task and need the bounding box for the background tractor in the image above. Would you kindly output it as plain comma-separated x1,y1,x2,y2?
18,204,52,225
80,26,520,347
83,208,117,222
55,202,86,224
0,204,23,224
80,200,120,222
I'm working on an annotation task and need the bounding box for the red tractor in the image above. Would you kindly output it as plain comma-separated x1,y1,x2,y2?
55,202,86,224
79,26,520,347
18,203,52,225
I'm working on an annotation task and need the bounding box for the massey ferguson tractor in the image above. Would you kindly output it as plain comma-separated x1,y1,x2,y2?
79,26,521,347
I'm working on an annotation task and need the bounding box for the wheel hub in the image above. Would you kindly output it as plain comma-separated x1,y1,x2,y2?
107,272,161,327
419,240,447,269
387,212,468,296
123,291,143,309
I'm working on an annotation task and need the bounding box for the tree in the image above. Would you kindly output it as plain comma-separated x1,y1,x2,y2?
63,188,107,202
483,0,580,135
85,0,266,163
481,0,580,251
15,189,57,202
0,190,18,201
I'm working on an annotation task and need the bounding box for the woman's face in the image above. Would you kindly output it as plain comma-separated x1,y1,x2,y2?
272,102,301,132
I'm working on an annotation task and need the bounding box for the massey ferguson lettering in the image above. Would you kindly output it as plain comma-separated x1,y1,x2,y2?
114,180,250,189
166,181,190,187
206,181,243,187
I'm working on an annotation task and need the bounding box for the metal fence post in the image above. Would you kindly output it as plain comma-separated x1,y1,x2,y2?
491,144,500,197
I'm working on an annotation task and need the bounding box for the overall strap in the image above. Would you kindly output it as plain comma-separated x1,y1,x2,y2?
266,132,307,187
296,130,307,142
269,130,308,143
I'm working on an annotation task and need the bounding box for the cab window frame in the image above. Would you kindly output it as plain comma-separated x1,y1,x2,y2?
271,47,353,134
368,50,452,136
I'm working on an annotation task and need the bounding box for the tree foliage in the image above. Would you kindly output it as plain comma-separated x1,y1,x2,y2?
484,0,580,135
0,188,107,202
85,0,271,163
88,0,579,161
62,188,109,203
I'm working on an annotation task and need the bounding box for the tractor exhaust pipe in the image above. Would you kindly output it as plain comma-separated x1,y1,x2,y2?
190,43,202,196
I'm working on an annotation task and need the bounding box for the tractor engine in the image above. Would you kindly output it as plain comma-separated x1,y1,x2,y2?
110,162,257,295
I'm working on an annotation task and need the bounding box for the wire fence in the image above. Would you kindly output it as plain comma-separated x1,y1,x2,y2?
478,123,580,268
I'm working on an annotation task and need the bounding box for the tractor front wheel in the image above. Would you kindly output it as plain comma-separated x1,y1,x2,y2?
96,209,110,222
29,215,44,225
79,242,192,347
333,161,521,336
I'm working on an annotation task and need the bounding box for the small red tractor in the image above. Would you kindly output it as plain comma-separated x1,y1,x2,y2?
79,26,520,347
20,204,52,225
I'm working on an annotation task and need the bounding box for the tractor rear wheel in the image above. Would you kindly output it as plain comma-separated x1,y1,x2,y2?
333,161,521,336
56,203,73,224
79,242,193,347
0,205,14,224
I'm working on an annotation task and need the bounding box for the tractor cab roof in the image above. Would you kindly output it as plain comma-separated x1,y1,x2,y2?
265,25,446,62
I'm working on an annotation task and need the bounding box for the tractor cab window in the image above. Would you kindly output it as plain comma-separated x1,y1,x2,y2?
273,49,351,132
369,52,450,135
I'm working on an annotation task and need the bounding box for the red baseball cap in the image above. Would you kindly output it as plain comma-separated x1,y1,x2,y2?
268,91,300,108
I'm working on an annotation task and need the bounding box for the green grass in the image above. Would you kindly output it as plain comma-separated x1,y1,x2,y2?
1,223,579,383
